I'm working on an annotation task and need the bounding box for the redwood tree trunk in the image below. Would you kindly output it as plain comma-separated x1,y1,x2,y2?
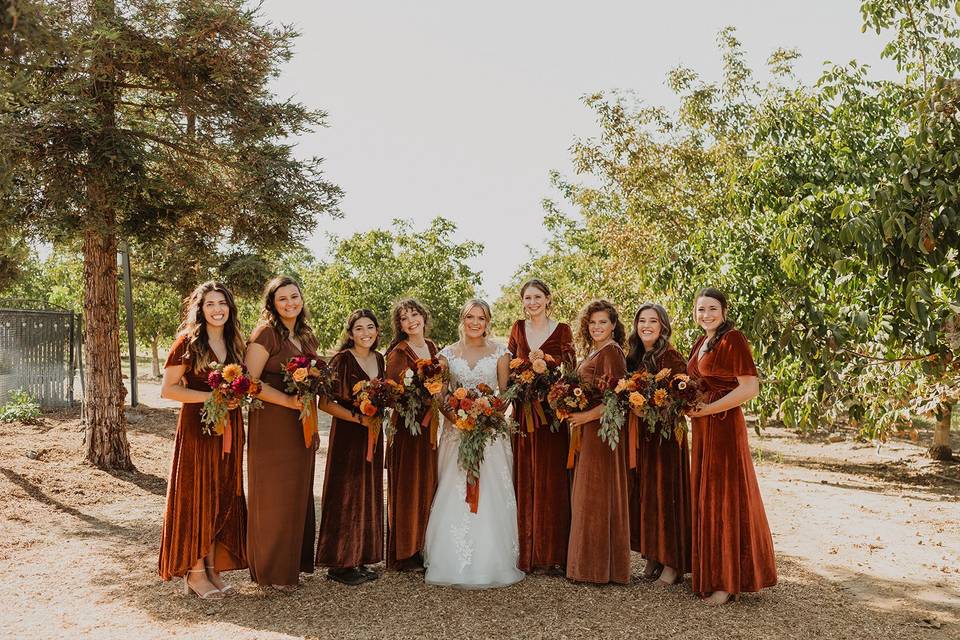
151,334,161,378
929,402,954,461
83,227,132,470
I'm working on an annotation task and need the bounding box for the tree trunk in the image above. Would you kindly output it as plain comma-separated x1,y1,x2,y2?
83,0,132,470
151,334,161,379
929,402,954,461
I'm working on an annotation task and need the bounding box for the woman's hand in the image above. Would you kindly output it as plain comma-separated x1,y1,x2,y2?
361,414,380,430
288,394,304,411
686,402,711,418
566,411,589,428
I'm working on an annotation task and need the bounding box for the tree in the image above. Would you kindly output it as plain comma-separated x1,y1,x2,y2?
1,0,341,469
303,218,483,349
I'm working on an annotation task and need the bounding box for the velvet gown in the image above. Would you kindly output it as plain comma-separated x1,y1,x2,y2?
246,324,319,586
158,335,247,581
688,329,777,595
315,350,386,569
508,320,576,572
629,346,692,575
566,342,631,584
385,339,440,569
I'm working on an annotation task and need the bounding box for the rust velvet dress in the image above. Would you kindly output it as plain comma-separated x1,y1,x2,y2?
508,320,576,572
688,330,777,595
385,339,439,569
566,342,630,584
246,324,318,586
629,346,692,575
315,350,385,569
158,335,247,580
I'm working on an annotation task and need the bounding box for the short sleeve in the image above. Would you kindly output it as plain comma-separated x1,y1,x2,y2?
329,351,353,401
712,330,758,378
507,320,522,357
557,323,577,369
662,347,687,376
494,341,508,359
165,335,189,369
385,346,408,384
249,324,280,355
598,344,627,385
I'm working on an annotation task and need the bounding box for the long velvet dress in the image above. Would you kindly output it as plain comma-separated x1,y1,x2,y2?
315,350,385,569
385,339,439,569
566,342,631,584
688,329,777,595
246,324,318,586
508,320,576,572
158,335,247,580
629,346,692,575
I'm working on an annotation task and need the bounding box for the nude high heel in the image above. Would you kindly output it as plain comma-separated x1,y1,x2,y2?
183,569,223,599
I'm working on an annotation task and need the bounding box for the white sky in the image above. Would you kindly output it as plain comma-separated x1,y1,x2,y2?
262,1,899,298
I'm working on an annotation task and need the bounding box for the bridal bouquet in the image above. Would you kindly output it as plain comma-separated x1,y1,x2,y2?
504,349,563,432
393,356,448,448
352,378,404,461
547,373,602,468
283,355,337,448
202,363,262,450
446,383,513,513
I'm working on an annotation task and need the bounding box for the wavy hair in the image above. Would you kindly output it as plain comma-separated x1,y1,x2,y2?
386,298,431,353
575,299,626,356
176,281,245,374
257,275,317,347
337,308,381,352
626,303,673,373
695,287,735,352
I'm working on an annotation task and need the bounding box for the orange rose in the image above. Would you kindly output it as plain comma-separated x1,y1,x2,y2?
292,367,308,383
531,359,547,374
453,387,468,400
360,399,377,416
628,391,646,408
426,380,444,395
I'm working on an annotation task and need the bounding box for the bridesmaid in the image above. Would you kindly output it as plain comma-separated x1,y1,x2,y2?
315,309,385,586
508,279,576,573
625,303,691,586
565,299,630,584
384,298,439,571
159,281,247,598
687,287,777,605
245,275,319,590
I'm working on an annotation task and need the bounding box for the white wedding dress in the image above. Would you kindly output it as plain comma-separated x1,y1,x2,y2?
423,341,525,589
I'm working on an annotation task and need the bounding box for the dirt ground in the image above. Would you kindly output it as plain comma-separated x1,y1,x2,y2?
1,381,958,640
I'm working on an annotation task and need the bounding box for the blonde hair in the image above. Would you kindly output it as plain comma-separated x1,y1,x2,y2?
458,298,492,339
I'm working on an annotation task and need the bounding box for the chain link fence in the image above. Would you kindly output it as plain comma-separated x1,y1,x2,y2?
0,299,79,408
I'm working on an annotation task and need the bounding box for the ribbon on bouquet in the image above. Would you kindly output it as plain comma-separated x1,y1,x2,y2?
627,411,639,469
465,472,480,514
566,422,582,469
523,400,548,433
301,398,318,448
422,401,440,449
365,415,381,463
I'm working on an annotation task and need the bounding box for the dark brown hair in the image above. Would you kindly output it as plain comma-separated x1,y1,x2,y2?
695,287,735,352
626,303,674,373
338,309,381,351
258,275,317,348
177,281,245,374
386,298,431,353
575,299,626,356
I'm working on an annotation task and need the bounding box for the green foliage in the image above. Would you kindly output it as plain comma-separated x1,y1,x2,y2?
303,218,482,350
0,390,42,423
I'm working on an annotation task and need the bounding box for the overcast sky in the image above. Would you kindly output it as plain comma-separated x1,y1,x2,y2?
262,1,899,298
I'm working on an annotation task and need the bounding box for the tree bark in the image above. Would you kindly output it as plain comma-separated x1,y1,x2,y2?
151,334,161,379
83,0,133,470
929,402,954,461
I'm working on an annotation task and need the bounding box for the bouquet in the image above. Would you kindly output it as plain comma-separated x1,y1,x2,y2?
202,363,262,455
546,373,602,468
504,349,563,432
393,356,448,448
446,383,514,513
283,355,337,448
601,368,701,467
352,378,404,462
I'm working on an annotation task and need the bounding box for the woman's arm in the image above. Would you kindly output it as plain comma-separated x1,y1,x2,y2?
245,342,302,411
160,364,210,404
497,352,509,393
688,375,759,417
565,404,604,427
317,397,379,429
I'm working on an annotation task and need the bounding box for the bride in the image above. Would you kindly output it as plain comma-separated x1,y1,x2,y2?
423,299,525,589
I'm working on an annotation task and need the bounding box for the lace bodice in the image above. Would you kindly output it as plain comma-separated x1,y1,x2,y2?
440,341,507,392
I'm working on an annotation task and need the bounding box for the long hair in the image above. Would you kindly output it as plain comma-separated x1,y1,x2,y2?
695,287,735,352
257,275,317,347
337,309,381,352
176,281,245,374
458,298,492,340
386,298,431,353
626,303,673,373
519,278,552,315
575,299,626,356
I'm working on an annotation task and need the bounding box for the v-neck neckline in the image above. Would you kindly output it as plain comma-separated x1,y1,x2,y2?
523,320,560,353
348,349,379,381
